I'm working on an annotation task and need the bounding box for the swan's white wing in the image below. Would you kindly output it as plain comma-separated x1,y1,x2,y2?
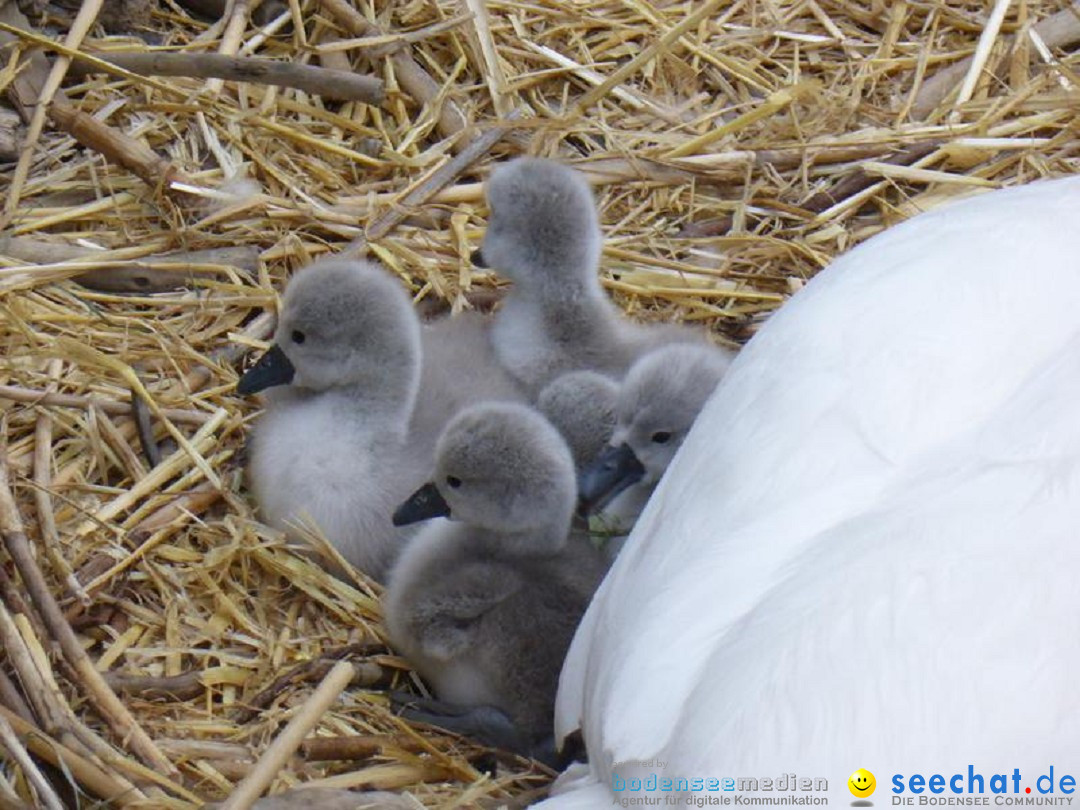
653,330,1080,769
549,176,1080,806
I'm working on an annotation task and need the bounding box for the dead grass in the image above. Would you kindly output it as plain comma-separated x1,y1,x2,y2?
0,0,1078,806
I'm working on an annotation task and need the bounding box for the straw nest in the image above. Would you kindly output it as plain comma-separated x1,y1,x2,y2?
0,0,1078,805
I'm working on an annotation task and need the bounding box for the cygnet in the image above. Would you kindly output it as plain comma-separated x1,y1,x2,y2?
474,157,701,395
579,343,733,526
384,402,605,762
536,370,619,471
236,257,426,581
408,310,526,461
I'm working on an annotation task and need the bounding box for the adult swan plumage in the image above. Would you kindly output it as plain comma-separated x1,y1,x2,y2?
539,175,1080,807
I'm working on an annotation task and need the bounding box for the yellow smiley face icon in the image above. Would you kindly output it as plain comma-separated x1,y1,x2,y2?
849,769,876,798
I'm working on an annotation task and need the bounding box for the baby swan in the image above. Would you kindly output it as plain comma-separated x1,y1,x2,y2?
579,343,733,521
385,402,605,761
237,258,424,581
408,310,526,462
476,157,696,395
537,370,619,471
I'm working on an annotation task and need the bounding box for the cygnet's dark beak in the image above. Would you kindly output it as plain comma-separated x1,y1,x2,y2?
470,248,487,268
578,443,646,516
237,344,296,395
393,482,451,527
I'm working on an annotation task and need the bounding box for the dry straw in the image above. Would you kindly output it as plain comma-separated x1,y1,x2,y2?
0,0,1078,805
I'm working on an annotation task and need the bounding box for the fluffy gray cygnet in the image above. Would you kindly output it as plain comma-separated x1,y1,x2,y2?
237,257,427,581
536,369,619,471
408,310,526,461
384,402,605,762
474,157,704,396
579,343,734,529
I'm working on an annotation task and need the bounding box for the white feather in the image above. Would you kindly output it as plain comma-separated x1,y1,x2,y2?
542,176,1080,807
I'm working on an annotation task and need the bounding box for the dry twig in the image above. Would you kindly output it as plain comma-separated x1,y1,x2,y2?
0,705,145,806
72,52,385,104
104,670,207,701
364,113,523,243
319,0,468,140
912,1,1080,117
0,0,106,221
0,10,184,196
30,358,85,603
220,661,356,810
235,643,386,724
0,237,258,292
0,713,65,810
300,734,423,762
0,386,210,425
0,450,177,776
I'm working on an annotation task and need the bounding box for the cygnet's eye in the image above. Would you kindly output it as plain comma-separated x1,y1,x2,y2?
446,475,462,489
291,329,306,345
651,431,672,444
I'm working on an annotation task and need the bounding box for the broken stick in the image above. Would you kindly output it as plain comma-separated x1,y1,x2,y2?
0,237,258,293
71,52,385,105
219,661,356,810
912,2,1080,118
319,0,468,140
0,450,177,777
